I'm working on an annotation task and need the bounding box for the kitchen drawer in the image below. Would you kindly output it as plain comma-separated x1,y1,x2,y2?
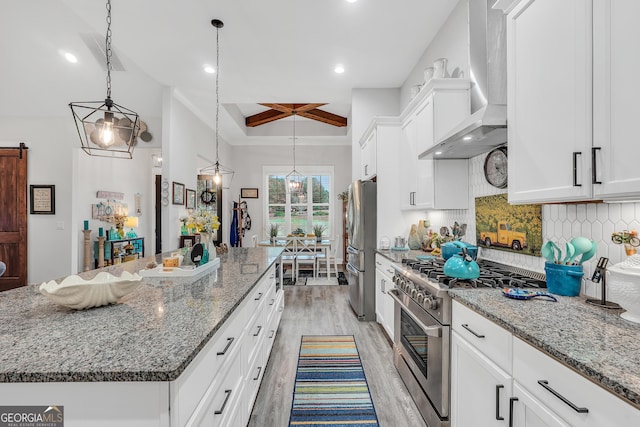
264,291,284,358
375,254,396,279
452,300,512,374
246,266,275,315
244,299,266,370
513,337,640,426
186,349,244,427
171,297,246,426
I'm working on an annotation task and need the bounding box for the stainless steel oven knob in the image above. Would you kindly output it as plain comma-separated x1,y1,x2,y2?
416,292,425,303
423,296,438,310
410,288,418,299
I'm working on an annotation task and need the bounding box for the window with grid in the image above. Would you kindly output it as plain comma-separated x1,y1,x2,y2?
265,167,333,237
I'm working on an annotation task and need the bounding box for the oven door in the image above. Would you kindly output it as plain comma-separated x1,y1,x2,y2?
388,288,450,420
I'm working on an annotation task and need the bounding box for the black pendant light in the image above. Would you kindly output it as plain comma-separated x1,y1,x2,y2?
69,0,140,159
200,19,234,189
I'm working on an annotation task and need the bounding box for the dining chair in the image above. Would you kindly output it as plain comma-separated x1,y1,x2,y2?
295,238,317,282
316,236,339,279
281,237,297,280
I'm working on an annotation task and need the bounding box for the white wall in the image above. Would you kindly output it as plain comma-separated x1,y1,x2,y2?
400,0,470,109
230,143,351,261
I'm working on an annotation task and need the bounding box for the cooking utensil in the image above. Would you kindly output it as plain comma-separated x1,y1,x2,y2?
443,247,480,280
550,241,562,263
579,241,598,264
570,237,592,264
541,241,555,263
562,242,575,265
502,288,557,302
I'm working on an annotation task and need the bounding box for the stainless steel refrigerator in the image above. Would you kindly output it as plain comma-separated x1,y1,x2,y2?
345,179,377,321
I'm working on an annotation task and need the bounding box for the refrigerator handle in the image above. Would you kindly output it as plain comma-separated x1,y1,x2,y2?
346,263,359,275
347,246,359,255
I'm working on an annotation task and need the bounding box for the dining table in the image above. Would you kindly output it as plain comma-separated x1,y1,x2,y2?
257,237,333,279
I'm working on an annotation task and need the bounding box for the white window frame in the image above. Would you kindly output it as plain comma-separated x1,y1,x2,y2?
263,165,335,236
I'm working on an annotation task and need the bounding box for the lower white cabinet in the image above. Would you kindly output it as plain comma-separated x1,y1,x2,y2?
451,300,640,427
374,254,395,341
451,331,512,427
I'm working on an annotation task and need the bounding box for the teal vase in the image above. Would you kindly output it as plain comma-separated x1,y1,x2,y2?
181,224,188,236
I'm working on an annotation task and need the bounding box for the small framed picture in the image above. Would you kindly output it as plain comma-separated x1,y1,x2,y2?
30,185,55,214
186,188,196,209
241,188,259,199
172,182,185,205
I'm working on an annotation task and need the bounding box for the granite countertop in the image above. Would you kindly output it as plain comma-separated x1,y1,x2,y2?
376,248,428,264
0,247,283,383
449,289,640,408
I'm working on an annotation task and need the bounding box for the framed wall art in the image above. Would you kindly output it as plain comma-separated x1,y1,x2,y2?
172,181,185,205
30,185,55,214
186,188,196,209
241,188,259,199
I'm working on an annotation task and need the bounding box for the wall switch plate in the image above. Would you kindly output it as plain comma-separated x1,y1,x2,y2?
56,221,64,230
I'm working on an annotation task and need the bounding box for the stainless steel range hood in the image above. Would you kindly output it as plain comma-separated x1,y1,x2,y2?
420,0,507,159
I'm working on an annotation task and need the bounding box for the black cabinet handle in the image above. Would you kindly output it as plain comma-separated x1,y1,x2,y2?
269,330,275,339
496,384,504,420
538,380,588,413
592,147,602,184
254,292,263,301
214,389,232,415
269,298,275,306
573,151,582,187
253,366,263,381
253,325,262,337
216,337,234,356
461,323,485,338
509,397,518,427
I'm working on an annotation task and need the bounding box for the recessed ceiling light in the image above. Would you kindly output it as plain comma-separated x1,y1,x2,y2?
463,135,473,141
334,64,345,74
435,151,443,155
346,0,358,3
203,65,215,74
64,52,77,63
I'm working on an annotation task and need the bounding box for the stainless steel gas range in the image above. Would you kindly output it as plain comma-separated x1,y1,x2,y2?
389,257,546,427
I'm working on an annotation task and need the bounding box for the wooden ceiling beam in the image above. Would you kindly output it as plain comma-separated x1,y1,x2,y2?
245,109,291,127
298,109,348,127
259,103,327,114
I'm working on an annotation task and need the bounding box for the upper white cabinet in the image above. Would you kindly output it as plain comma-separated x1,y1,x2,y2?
399,80,470,210
505,0,640,204
360,129,377,180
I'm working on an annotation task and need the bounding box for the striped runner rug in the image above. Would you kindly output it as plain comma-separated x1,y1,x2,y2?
289,335,379,426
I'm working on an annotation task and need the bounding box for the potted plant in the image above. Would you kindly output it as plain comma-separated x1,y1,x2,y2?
313,224,327,242
268,223,279,243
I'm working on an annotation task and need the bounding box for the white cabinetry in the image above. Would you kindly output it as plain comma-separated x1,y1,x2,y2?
451,301,513,427
360,128,377,180
399,80,470,210
505,0,640,204
451,300,640,427
374,254,395,341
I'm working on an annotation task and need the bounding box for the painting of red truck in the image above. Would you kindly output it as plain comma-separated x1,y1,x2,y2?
475,193,542,255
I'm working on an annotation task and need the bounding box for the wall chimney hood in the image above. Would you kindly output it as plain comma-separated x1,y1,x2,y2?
420,0,507,159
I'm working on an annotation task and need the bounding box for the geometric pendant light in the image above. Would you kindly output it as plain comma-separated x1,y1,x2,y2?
200,19,234,189
69,0,140,159
286,112,304,195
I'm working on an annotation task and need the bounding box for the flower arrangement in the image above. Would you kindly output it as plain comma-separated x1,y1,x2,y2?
337,190,348,201
313,224,327,238
269,223,279,238
186,208,220,233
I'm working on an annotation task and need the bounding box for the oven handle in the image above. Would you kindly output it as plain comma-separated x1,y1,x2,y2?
387,289,442,338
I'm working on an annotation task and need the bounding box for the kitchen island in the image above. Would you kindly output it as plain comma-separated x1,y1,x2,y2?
450,288,640,424
0,247,284,426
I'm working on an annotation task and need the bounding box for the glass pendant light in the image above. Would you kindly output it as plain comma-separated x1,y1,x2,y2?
69,0,140,159
286,112,304,195
200,19,234,189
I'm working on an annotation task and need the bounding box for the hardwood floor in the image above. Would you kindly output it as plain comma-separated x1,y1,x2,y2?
248,285,427,427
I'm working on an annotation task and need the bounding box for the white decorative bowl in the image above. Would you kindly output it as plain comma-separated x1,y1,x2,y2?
607,255,640,323
39,271,142,310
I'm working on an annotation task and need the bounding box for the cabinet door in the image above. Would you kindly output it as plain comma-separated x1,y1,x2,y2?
593,0,640,199
451,331,512,427
400,115,418,209
507,0,593,203
374,268,385,325
415,96,434,156
511,382,571,427
380,274,394,340
361,130,377,179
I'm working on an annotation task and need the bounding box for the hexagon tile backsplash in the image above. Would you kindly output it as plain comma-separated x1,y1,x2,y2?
426,155,640,298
